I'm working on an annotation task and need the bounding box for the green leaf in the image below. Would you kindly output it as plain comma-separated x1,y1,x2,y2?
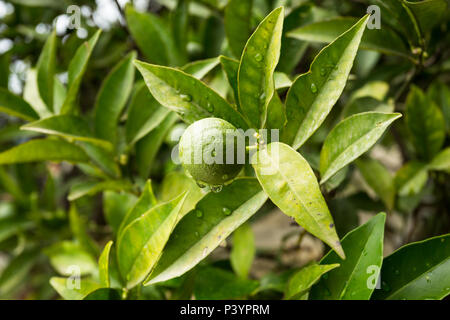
395,161,428,197
428,147,450,173
230,222,255,279
341,96,394,119
0,139,89,165
45,241,97,276
69,204,99,257
60,30,101,114
252,142,344,259
285,263,340,300
404,0,448,35
117,193,187,289
99,241,113,288
118,180,157,238
220,55,241,107
0,249,39,297
135,112,178,178
372,234,450,300
310,213,386,300
125,4,180,66
50,277,100,300
287,17,411,59
319,112,401,184
145,178,267,285
194,267,259,300
0,87,39,121
282,15,369,150
94,52,136,144
125,82,170,145
134,61,249,130
84,288,121,300
237,7,284,129
356,158,395,211
224,0,253,58
160,171,205,219
171,0,189,63
103,191,137,234
76,142,121,178
23,69,52,118
405,86,446,160
0,52,9,88
21,115,113,150
68,180,133,201
181,57,220,80
36,30,57,111
0,217,33,244
427,81,450,133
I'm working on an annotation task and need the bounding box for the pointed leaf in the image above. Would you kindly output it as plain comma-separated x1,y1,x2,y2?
0,88,39,121
405,86,446,160
181,57,220,80
356,158,395,211
225,0,253,58
22,115,113,150
37,30,57,111
310,213,386,300
238,7,284,128
230,222,255,279
125,4,180,66
45,241,97,276
125,82,170,145
60,30,101,114
0,139,89,165
287,17,411,59
94,52,136,144
395,161,428,197
282,15,369,149
285,263,340,300
68,180,133,201
145,178,267,285
134,61,249,130
117,180,157,237
117,193,187,289
252,142,344,259
428,147,450,173
320,112,401,184
99,241,113,288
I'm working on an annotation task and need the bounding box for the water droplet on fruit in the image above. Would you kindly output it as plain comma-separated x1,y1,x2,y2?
310,83,317,93
211,185,223,193
222,207,232,215
255,53,262,62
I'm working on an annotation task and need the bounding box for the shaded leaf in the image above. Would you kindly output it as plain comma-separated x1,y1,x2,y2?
224,0,253,58
230,222,255,279
181,57,220,80
0,87,39,121
45,241,97,276
22,115,113,150
99,241,113,288
372,234,450,300
60,30,101,114
50,277,100,300
94,52,136,144
36,30,57,111
68,180,133,201
0,139,89,165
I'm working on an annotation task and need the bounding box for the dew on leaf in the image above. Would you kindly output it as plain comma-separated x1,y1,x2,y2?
181,94,192,102
255,53,263,62
310,83,318,93
222,207,232,215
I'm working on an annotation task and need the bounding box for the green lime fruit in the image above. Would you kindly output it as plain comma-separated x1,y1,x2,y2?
179,117,245,186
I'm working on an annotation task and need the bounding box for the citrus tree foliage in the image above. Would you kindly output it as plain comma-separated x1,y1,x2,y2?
0,0,449,300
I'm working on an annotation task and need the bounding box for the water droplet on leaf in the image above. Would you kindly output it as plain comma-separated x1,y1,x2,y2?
222,207,232,215
310,83,317,93
255,53,262,62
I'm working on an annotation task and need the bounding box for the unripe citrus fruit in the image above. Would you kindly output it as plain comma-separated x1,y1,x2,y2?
179,117,245,187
